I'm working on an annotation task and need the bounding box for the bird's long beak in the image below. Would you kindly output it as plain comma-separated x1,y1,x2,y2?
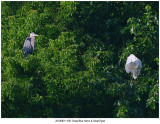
35,34,38,36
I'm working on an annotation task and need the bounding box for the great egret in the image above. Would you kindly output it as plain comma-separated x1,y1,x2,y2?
125,54,142,79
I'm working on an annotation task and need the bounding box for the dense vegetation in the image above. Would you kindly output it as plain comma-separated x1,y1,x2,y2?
1,1,159,118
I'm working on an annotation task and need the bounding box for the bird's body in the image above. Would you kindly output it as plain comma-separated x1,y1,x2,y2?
23,32,38,58
23,37,33,58
125,54,142,79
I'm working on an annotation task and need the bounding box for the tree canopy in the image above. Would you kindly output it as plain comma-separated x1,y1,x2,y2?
1,1,159,118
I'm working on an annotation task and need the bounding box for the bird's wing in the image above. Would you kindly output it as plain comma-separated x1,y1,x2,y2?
126,56,132,65
23,38,31,47
132,59,142,79
23,38,33,53
125,63,131,73
137,59,142,68
125,56,132,73
133,59,142,69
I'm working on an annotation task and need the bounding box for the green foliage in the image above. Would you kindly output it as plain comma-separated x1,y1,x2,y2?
1,1,159,118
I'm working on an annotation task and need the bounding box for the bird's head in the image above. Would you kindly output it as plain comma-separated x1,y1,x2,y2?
129,54,137,61
129,54,136,57
30,32,38,37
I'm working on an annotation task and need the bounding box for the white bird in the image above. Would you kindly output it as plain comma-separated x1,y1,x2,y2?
125,54,142,79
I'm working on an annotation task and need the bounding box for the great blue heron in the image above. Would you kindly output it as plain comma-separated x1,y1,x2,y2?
125,54,142,79
23,32,38,58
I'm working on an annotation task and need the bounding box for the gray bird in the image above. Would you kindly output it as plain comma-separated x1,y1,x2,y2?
23,32,38,58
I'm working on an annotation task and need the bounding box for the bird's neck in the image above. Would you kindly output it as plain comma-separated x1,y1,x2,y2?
31,36,35,50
